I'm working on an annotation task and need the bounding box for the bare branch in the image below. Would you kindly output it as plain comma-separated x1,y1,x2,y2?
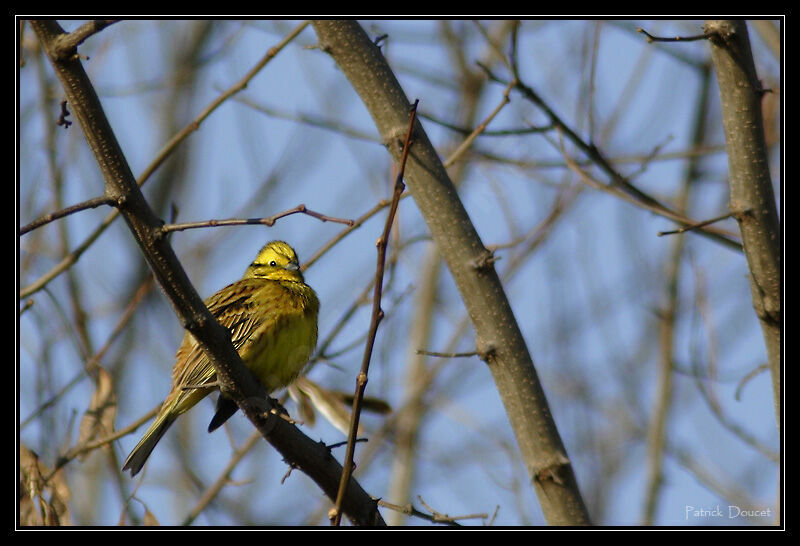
637,26,710,43
30,19,383,527
312,20,591,526
331,100,418,526
705,19,781,424
20,195,116,235
158,204,354,235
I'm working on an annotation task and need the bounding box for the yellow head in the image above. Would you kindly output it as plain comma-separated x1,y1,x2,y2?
244,240,305,282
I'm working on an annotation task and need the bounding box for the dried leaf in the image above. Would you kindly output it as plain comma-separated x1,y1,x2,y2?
142,507,160,526
77,367,118,459
288,382,317,427
19,445,71,526
291,377,362,436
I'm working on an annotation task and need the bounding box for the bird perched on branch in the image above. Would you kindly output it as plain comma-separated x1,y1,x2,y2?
123,240,319,477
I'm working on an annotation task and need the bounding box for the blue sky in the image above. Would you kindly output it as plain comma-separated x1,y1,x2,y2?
18,19,782,526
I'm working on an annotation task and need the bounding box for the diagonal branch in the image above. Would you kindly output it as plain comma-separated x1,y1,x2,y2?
330,101,417,526
312,20,591,526
30,19,383,526
19,20,310,300
479,57,743,252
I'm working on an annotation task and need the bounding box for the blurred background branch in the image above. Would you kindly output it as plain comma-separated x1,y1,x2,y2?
18,18,782,527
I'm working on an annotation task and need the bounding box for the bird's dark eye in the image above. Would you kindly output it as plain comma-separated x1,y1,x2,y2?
269,260,277,267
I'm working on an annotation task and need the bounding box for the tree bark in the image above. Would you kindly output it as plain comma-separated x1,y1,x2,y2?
31,19,384,526
312,19,591,525
705,20,781,425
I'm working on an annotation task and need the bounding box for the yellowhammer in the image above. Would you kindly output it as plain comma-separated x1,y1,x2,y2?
122,240,319,477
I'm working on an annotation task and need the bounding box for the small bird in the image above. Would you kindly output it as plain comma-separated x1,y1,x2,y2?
122,240,319,477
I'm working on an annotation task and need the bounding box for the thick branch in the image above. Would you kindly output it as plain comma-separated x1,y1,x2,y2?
31,20,382,526
312,20,591,525
705,20,781,425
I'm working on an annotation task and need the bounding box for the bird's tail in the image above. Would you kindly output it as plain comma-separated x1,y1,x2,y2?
207,394,239,432
122,409,176,477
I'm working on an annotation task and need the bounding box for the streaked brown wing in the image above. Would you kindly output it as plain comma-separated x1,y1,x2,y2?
170,278,271,391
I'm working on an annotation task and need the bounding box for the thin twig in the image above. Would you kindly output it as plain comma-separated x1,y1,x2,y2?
637,27,710,43
472,143,727,170
690,261,778,462
20,195,117,235
229,94,380,143
182,431,262,526
46,404,160,483
330,101,418,526
303,194,411,272
158,204,354,235
22,274,150,430
19,21,310,300
418,111,550,137
377,497,488,526
479,57,743,252
417,494,488,524
734,363,770,402
444,80,516,168
587,21,601,145
626,135,675,181
657,211,737,237
415,349,479,358
553,132,742,250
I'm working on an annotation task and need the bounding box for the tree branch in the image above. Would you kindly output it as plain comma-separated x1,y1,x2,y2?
331,101,417,526
705,20,781,425
312,19,591,526
31,19,383,526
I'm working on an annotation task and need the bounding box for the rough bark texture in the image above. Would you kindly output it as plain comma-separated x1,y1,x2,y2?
312,20,591,525
705,20,781,424
31,19,384,526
